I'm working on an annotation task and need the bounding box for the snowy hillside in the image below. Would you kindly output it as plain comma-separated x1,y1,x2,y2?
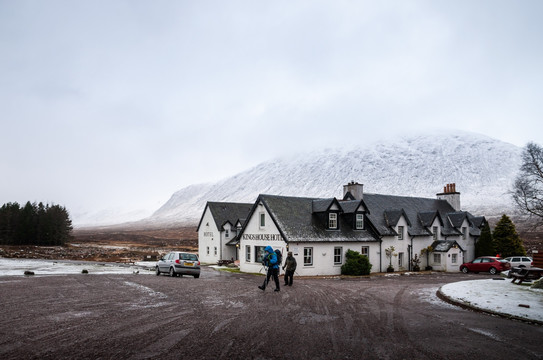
150,131,522,225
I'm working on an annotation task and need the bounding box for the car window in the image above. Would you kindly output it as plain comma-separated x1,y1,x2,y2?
522,258,530,262
483,258,493,263
512,257,520,262
167,253,174,260
473,258,482,263
179,253,198,261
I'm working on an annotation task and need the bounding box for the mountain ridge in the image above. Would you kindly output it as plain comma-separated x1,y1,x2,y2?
149,130,522,225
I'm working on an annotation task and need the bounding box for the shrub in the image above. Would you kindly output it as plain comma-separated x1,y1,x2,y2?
532,278,543,289
341,250,372,276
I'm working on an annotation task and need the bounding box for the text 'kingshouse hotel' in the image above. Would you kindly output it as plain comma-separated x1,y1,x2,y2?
197,182,485,276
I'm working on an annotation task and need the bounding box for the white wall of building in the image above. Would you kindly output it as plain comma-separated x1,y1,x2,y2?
458,219,476,261
288,241,380,276
221,222,236,261
239,203,286,274
198,208,220,264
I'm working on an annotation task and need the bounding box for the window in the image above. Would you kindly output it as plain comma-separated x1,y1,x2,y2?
472,258,482,264
214,247,218,256
433,253,441,264
225,229,229,238
304,247,313,266
451,253,457,264
398,226,404,240
329,213,338,229
179,253,198,261
361,246,369,260
246,246,251,262
355,214,364,229
334,247,342,265
260,213,265,227
206,246,210,255
255,246,266,263
433,226,438,240
461,227,467,240
398,252,404,267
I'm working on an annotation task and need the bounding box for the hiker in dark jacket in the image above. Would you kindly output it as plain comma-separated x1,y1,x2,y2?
282,251,297,286
258,246,280,292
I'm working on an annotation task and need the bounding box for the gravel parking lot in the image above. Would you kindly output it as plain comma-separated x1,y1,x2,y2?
1,268,542,360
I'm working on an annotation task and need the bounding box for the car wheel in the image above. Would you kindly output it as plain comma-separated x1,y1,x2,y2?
489,267,497,275
156,267,160,276
169,267,176,277
194,274,200,278
461,267,468,274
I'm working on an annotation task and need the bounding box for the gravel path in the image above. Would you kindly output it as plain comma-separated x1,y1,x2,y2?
1,269,542,359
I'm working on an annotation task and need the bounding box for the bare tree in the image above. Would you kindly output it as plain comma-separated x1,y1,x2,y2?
512,142,543,228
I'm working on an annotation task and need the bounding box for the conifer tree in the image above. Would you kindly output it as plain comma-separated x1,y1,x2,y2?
0,201,72,246
475,222,494,257
493,214,526,258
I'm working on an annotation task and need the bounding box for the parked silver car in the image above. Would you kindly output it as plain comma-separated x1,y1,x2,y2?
156,252,200,278
504,256,533,268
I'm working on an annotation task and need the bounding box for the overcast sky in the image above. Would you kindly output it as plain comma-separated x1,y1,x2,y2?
1,0,542,224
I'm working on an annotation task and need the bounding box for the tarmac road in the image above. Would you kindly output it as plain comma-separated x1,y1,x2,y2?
0,268,541,360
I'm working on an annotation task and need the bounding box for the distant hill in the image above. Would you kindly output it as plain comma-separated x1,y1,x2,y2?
149,130,522,226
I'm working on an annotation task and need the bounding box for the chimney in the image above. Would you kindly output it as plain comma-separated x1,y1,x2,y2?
437,183,461,211
343,181,364,200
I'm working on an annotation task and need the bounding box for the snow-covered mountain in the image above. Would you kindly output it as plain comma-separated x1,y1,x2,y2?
149,131,523,225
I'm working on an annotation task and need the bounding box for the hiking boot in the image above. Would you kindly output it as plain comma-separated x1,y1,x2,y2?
274,288,280,292
258,285,265,291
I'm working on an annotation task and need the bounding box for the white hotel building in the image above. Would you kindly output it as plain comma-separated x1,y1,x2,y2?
197,182,485,275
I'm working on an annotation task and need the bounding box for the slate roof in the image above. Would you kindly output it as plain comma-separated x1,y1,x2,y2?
196,201,253,232
362,193,480,238
430,240,464,252
233,191,486,244
255,195,378,243
312,198,336,213
340,199,367,214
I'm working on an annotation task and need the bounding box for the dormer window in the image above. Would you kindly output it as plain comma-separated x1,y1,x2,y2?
398,226,404,240
259,213,265,228
355,214,364,229
329,213,338,229
225,229,229,238
433,226,438,240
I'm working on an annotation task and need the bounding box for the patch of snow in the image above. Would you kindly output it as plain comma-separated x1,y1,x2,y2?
0,258,155,276
413,286,458,309
440,279,543,322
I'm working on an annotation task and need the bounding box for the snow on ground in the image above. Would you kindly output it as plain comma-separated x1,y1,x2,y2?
439,279,543,323
0,258,156,276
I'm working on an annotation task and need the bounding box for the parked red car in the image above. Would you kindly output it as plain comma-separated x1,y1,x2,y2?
460,256,510,275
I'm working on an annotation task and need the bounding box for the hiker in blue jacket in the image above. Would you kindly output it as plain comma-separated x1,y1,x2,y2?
258,246,280,292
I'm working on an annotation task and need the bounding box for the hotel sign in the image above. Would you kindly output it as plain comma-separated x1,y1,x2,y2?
241,234,282,241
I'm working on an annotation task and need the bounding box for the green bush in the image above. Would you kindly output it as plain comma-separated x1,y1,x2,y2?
341,250,372,276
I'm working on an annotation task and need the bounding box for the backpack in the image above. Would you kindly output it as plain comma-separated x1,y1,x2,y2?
274,249,283,266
